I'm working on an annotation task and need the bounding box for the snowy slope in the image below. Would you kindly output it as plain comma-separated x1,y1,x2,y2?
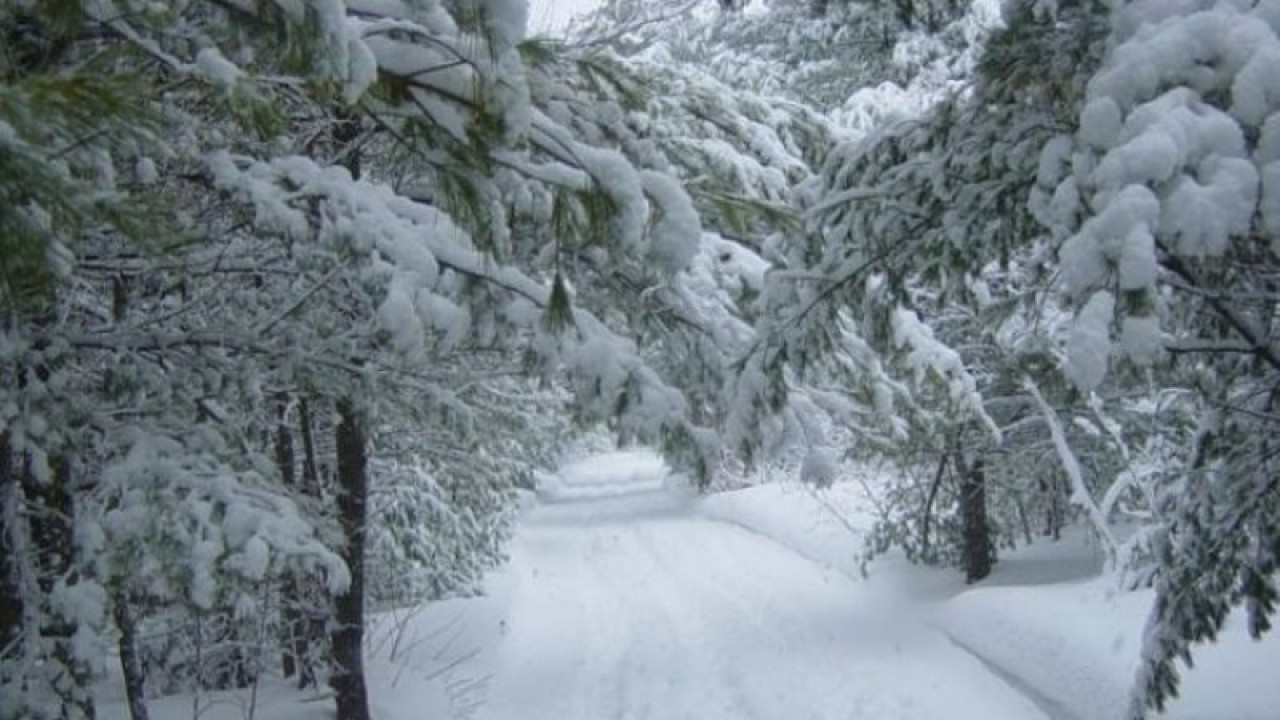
98,586,514,720
698,479,1280,720
941,572,1280,720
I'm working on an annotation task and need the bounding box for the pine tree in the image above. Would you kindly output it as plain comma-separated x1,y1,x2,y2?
720,0,1129,583
4,0,831,714
1025,1,1280,714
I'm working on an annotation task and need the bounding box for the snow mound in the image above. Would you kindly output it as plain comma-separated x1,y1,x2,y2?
698,480,874,576
537,449,669,501
700,480,1280,720
98,576,514,720
939,579,1280,720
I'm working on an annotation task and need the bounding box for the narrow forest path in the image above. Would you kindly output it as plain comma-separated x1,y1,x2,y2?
479,484,1050,720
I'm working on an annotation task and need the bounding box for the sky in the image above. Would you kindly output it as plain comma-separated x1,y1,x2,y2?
526,0,603,34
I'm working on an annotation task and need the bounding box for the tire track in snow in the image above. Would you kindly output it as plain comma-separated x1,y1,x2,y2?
632,520,793,647
607,521,765,720
578,524,633,720
483,489,1052,720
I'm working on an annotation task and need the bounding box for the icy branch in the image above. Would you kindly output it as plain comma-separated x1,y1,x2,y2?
1024,377,1118,569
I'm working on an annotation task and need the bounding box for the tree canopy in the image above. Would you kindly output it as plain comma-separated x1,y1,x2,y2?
2,1,1277,718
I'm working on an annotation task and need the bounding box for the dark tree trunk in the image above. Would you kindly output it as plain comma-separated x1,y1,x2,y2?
299,397,321,498
330,398,370,720
274,394,297,490
274,395,301,681
219,627,253,690
0,433,22,658
26,454,96,719
957,454,993,584
113,595,149,720
292,397,323,689
918,454,947,564
1041,473,1064,540
0,430,21,650
333,111,362,179
327,105,368,719
26,455,75,594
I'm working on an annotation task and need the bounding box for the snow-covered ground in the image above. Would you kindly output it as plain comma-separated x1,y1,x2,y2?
101,449,1278,720
482,451,1046,720
98,580,515,720
697,465,1280,720
534,448,672,500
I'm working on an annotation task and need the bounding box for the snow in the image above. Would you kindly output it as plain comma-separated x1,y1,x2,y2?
640,169,701,272
699,478,876,578
477,0,529,48
708,233,768,293
1044,0,1280,382
1063,185,1161,296
1121,314,1164,365
342,22,380,104
695,476,1279,720
890,307,1001,439
1115,225,1156,291
1263,160,1280,243
537,448,671,500
573,143,647,253
526,0,601,35
1159,155,1258,257
98,585,513,720
1066,290,1115,393
942,573,1280,720
97,452,1280,720
482,461,1048,720
378,274,427,360
134,156,158,185
194,47,242,88
1080,97,1124,150
798,446,837,489
1026,378,1119,567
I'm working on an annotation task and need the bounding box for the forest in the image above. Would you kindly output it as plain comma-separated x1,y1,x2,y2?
1,0,1277,719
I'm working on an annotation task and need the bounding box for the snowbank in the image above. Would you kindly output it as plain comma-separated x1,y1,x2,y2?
699,480,1280,720
536,448,669,500
698,480,873,577
940,577,1280,720
98,573,514,720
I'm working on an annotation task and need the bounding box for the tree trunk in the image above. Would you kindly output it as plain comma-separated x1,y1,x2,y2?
0,433,22,658
274,395,300,681
217,624,253,690
113,595,149,720
330,398,370,720
1041,473,1064,540
918,454,947,564
299,397,321,498
292,397,323,689
957,454,993,583
274,393,297,492
27,454,96,719
328,107,368,720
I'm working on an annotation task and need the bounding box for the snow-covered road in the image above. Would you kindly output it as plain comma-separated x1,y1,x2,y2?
480,487,1049,720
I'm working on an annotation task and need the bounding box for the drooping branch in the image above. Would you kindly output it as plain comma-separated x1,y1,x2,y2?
1157,244,1280,372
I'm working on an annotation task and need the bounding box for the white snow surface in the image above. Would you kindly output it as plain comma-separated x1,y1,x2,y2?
701,479,1279,720
485,453,1047,720
99,451,1279,720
